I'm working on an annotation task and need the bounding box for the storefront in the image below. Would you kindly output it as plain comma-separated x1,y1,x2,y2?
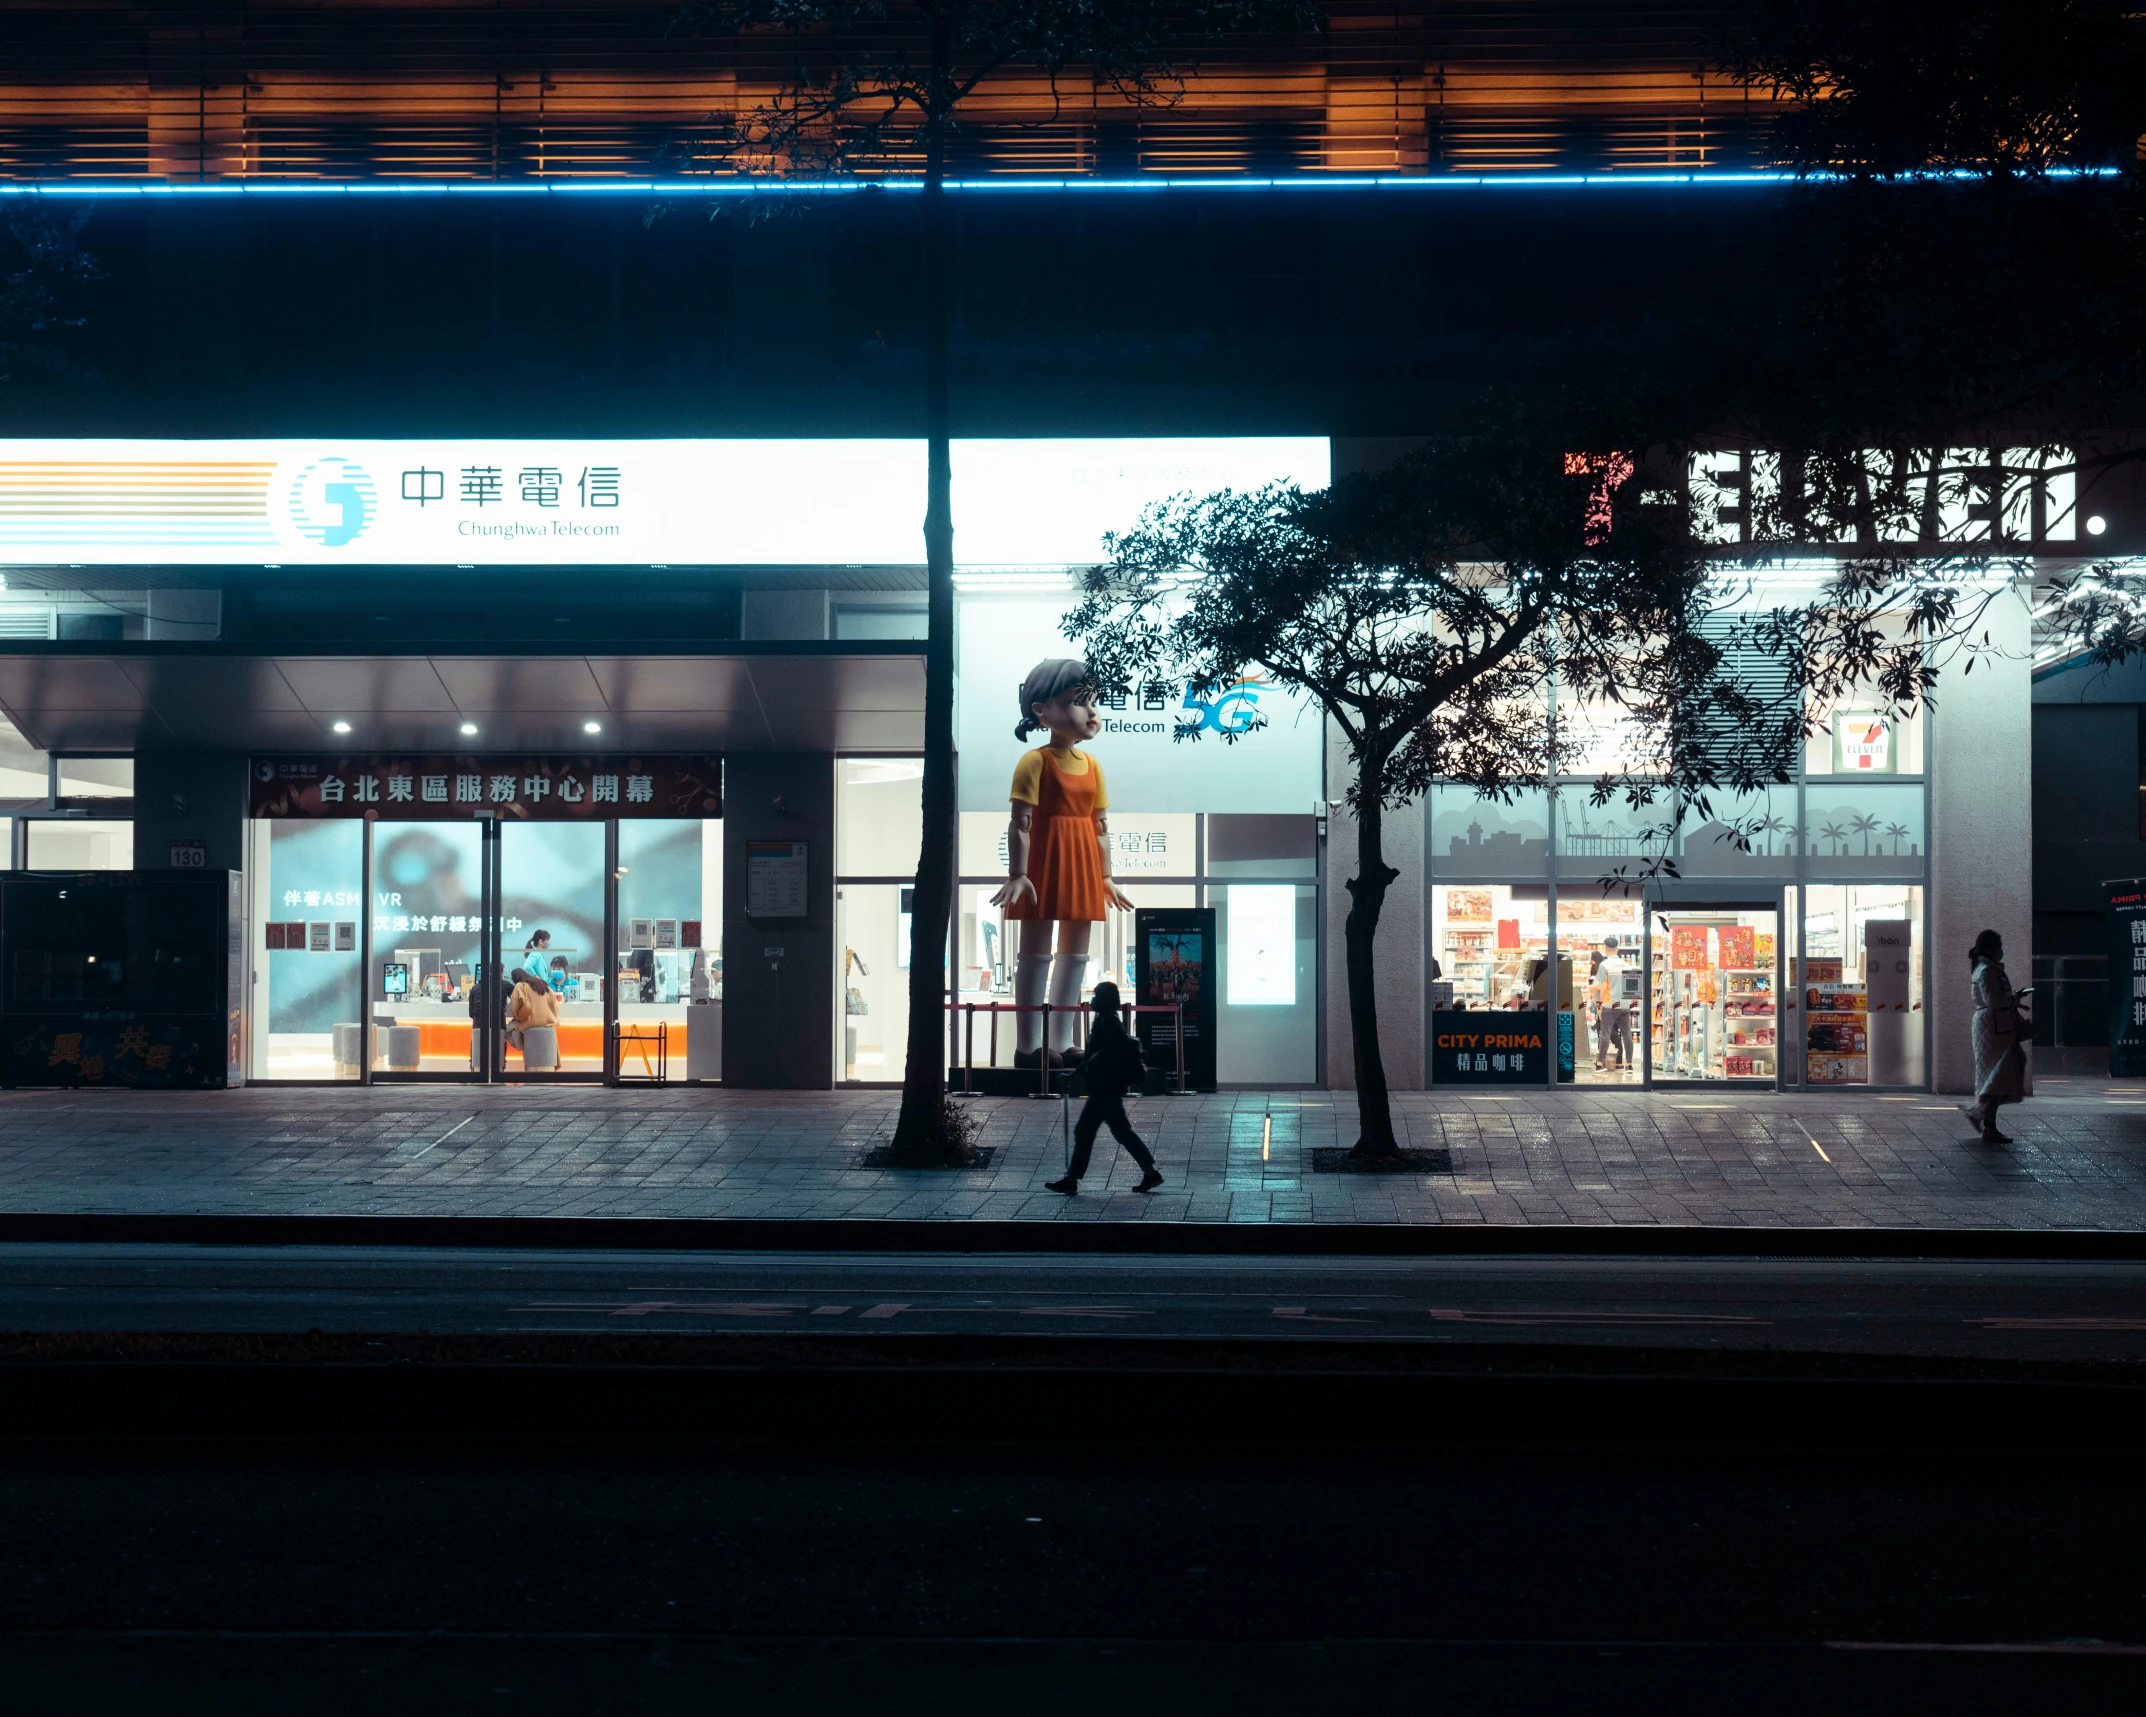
0,433,1330,1089
1427,686,1931,1090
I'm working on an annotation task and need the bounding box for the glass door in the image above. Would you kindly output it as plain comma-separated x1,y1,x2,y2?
498,820,609,1080
1646,902,1783,1086
369,820,489,1079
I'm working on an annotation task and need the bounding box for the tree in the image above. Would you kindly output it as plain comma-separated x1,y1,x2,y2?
671,0,1317,1161
1067,436,1804,1160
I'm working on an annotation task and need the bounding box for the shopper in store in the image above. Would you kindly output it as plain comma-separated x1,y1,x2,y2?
1046,981,1163,1196
507,969,563,1053
1963,928,2032,1143
1594,938,1632,1071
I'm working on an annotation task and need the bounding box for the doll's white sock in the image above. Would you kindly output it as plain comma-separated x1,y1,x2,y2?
1013,955,1051,1055
1048,955,1089,1054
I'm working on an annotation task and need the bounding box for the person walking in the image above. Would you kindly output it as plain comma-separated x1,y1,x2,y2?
1046,981,1164,1196
1594,938,1632,1072
1963,928,2032,1143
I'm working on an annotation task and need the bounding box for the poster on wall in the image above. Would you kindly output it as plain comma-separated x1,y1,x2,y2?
955,598,1323,814
1134,906,1217,1092
1669,925,1711,969
2107,878,2146,1077
1717,926,1757,970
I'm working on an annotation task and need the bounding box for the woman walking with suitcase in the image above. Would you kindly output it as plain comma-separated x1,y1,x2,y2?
1046,982,1164,1196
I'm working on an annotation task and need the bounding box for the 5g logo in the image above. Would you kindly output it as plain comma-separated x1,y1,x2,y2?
1179,680,1265,735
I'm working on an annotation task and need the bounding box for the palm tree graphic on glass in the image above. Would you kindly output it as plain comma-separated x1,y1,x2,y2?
1884,821,1910,856
1754,812,1788,856
1849,812,1880,854
1820,821,1847,856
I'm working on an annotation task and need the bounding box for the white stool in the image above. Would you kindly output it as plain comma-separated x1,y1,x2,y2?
520,1025,559,1071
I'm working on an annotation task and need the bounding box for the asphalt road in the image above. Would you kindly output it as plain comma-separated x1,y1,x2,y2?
4,1243,2146,1363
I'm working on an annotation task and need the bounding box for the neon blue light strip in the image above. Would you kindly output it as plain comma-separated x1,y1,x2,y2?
0,167,2122,198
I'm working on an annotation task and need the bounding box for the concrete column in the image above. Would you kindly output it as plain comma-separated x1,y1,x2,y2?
132,752,250,872
721,752,836,1088
1322,719,1425,1091
1927,578,2034,1093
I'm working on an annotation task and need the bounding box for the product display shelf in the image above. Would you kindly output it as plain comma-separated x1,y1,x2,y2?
1721,967,1777,1080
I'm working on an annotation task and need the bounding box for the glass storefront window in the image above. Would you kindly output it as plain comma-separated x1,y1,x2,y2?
1430,788,1548,875
26,820,132,870
1802,884,1924,1086
1803,783,1924,875
0,715,46,806
1432,883,1550,1014
838,883,913,1082
249,818,363,1081
1558,891,1645,1086
370,821,485,1075
1554,785,1673,879
1648,906,1781,1084
1677,785,1798,878
617,819,722,1081
56,756,133,803
838,758,922,877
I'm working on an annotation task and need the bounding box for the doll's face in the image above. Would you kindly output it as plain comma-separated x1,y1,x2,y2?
1031,686,1103,744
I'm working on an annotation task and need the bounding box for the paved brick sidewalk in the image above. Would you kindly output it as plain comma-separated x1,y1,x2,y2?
0,1077,2140,1228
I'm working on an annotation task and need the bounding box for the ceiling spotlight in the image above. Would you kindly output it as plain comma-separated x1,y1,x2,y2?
331,720,352,735
583,720,602,734
2086,514,2108,536
459,721,479,736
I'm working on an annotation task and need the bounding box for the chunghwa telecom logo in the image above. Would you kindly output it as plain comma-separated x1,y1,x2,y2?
285,458,377,548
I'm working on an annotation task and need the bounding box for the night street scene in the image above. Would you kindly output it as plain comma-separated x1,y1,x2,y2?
3,1,2146,1712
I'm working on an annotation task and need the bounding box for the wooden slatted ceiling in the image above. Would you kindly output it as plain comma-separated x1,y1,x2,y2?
0,2,1765,180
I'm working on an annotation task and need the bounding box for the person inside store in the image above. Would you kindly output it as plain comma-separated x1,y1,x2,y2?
508,968,563,1056
467,959,504,1072
1963,928,2032,1143
1594,938,1632,1071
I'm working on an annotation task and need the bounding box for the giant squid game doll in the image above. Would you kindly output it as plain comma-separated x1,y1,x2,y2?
991,658,1135,1069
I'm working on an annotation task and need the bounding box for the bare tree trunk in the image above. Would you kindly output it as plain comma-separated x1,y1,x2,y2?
1345,769,1403,1160
890,39,967,1163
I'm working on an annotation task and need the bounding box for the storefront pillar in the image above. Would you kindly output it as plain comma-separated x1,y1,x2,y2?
1322,725,1426,1091
1927,580,2035,1094
133,751,249,872
721,752,837,1088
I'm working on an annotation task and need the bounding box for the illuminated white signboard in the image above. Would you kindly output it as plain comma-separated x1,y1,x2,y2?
0,437,1329,568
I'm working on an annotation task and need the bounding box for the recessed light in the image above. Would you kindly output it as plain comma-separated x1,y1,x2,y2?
583,720,602,734
331,720,352,734
459,721,479,736
2087,514,2108,536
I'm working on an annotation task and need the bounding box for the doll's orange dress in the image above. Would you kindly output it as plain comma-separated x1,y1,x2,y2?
1004,747,1109,921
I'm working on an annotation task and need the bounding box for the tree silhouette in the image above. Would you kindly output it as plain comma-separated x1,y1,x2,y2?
670,0,1319,1162
1884,819,1910,855
1820,821,1847,855
1849,811,1880,854
1069,436,1791,1160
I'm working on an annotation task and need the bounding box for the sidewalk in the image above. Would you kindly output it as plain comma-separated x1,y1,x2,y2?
0,1078,2139,1229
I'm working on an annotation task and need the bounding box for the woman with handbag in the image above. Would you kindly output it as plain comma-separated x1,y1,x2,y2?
1963,928,2032,1143
1046,981,1164,1196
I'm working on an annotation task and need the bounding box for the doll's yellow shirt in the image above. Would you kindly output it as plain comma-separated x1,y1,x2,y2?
1009,747,1108,812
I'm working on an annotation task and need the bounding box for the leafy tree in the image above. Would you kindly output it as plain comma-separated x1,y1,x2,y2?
1070,438,1789,1159
670,0,1317,1161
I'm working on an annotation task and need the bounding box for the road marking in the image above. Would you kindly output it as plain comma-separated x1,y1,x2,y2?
1019,1306,1153,1319
408,1114,475,1160
1274,1306,1371,1323
1980,1316,2146,1330
859,1303,909,1319
1428,1308,1766,1326
812,1305,851,1315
